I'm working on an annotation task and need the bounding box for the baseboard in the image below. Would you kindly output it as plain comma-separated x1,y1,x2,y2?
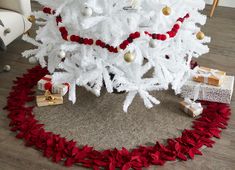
205,0,235,8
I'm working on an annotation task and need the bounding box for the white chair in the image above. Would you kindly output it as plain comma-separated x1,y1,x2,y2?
0,0,32,50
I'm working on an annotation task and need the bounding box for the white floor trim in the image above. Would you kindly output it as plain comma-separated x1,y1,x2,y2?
205,0,235,8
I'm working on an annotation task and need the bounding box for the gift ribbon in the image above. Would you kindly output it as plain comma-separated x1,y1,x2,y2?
44,82,53,91
193,83,206,101
184,98,202,115
42,76,51,82
42,76,53,91
44,90,56,104
195,67,222,84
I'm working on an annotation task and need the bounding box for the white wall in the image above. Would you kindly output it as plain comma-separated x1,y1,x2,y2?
205,0,235,8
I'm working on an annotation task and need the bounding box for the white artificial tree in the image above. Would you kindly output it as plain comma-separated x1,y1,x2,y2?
23,0,210,112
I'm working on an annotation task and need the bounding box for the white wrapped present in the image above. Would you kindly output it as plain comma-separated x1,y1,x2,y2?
37,75,69,96
181,75,234,104
180,98,203,117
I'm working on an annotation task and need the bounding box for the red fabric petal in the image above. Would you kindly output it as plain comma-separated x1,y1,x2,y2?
53,152,62,163
177,152,187,161
64,158,74,167
122,162,131,170
175,142,181,152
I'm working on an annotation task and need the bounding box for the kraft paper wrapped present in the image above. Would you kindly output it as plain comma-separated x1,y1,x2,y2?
180,98,203,117
38,75,69,96
36,90,63,107
181,75,234,104
193,66,226,86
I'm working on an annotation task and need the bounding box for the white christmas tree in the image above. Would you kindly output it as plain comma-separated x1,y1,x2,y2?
23,0,210,112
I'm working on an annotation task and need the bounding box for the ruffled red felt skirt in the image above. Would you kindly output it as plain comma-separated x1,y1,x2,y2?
4,66,231,170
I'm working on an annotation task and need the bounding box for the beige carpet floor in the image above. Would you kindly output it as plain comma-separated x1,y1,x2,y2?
35,88,193,150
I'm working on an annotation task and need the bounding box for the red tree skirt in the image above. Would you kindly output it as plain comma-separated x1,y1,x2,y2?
4,66,231,170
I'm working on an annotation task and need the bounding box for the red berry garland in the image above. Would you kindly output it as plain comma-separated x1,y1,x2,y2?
42,7,189,53
4,65,231,169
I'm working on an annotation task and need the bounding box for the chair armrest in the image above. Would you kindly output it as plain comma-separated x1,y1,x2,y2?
0,0,31,16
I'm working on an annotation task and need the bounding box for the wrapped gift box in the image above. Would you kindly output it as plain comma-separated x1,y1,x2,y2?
181,76,234,104
38,75,69,96
193,66,226,86
36,91,63,107
180,98,203,117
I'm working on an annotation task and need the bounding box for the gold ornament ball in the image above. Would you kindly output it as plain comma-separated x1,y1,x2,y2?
28,15,36,23
196,31,205,40
124,52,135,63
162,6,171,16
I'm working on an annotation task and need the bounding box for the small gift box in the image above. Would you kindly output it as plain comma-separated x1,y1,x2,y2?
38,75,69,96
181,76,234,104
180,98,203,117
193,66,226,86
36,90,63,107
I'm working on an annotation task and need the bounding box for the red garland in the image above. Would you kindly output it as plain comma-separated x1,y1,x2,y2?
4,66,231,169
42,7,190,53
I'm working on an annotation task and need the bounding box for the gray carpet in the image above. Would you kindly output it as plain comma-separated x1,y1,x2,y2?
34,88,193,150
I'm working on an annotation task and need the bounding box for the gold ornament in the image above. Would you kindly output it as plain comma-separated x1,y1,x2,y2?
162,6,171,16
124,52,135,63
196,31,205,40
27,15,36,23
